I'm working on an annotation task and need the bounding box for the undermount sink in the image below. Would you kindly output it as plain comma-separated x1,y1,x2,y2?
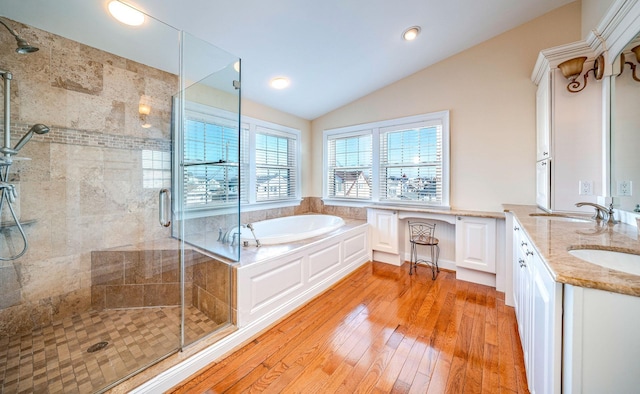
568,248,640,276
529,213,592,222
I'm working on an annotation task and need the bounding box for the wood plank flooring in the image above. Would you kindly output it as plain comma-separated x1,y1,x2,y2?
169,261,528,393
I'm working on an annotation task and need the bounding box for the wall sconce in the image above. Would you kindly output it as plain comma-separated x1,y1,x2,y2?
620,45,640,82
138,100,152,128
557,54,604,93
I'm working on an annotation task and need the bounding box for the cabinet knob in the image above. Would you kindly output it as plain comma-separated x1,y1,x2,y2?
541,161,547,166
514,226,520,231
521,241,527,247
526,250,534,256
543,151,548,156
518,258,526,268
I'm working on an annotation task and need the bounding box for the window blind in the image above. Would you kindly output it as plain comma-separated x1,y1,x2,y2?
379,124,442,203
255,126,297,201
183,118,240,207
326,132,372,200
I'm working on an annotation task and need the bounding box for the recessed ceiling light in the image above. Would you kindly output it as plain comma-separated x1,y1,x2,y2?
108,1,145,26
402,26,421,41
270,77,290,89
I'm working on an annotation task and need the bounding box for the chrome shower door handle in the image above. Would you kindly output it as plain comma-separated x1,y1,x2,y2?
159,188,171,227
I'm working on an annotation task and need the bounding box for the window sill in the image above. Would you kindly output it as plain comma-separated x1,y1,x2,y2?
321,198,371,208
178,199,303,220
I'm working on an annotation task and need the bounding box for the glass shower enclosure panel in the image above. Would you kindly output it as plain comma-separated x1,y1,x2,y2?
174,31,240,347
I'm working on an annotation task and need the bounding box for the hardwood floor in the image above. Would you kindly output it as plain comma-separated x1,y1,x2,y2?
169,261,528,393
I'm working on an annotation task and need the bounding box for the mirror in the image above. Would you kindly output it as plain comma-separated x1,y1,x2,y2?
611,34,640,214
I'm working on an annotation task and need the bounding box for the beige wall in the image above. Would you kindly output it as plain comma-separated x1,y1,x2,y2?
582,0,616,39
309,2,582,212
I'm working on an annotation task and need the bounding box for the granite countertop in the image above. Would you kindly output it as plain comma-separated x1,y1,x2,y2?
367,204,505,219
504,204,640,297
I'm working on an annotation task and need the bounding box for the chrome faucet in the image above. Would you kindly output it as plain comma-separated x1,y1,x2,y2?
575,202,618,225
242,223,261,247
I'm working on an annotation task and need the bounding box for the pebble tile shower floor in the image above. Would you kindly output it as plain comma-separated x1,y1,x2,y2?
0,306,224,393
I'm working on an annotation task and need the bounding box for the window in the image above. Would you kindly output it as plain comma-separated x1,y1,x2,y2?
323,111,449,207
326,132,372,199
255,127,298,201
180,102,300,213
183,116,240,207
142,150,171,189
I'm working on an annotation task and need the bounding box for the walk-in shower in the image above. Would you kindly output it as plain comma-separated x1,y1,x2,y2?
0,18,49,261
0,9,238,393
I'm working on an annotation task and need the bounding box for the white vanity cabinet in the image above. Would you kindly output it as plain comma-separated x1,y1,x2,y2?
533,50,603,212
367,208,401,265
536,71,551,163
455,216,496,273
511,217,562,394
531,249,562,394
367,208,398,253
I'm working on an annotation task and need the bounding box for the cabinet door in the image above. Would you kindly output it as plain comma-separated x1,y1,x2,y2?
532,254,562,394
367,209,398,253
536,72,551,162
521,253,534,388
455,217,496,273
536,159,551,211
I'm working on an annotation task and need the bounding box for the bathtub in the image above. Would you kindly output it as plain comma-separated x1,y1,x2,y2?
236,214,345,245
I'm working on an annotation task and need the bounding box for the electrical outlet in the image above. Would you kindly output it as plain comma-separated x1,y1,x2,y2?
617,180,633,196
579,180,593,196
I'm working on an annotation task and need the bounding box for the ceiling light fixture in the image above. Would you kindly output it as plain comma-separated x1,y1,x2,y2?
402,26,421,41
108,1,145,26
270,77,290,89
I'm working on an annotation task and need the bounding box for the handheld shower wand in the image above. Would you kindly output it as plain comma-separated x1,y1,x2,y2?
0,124,50,156
13,123,49,152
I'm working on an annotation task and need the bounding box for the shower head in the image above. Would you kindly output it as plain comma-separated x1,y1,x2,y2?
15,38,39,54
0,18,38,54
11,124,49,152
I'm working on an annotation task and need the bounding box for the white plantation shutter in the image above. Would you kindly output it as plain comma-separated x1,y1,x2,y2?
326,131,372,200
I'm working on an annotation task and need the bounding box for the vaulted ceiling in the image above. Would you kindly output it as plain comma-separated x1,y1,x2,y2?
2,0,575,119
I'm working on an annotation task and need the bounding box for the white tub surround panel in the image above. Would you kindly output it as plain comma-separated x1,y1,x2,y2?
236,221,370,327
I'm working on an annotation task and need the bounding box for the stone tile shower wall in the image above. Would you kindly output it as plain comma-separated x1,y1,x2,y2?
0,20,176,336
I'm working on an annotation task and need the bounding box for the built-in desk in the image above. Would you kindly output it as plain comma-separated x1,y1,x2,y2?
366,205,505,289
